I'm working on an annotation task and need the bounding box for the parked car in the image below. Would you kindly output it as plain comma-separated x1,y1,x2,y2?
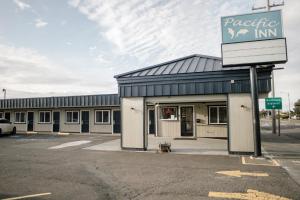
0,118,16,135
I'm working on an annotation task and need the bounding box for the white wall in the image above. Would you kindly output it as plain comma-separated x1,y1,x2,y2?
228,94,254,153
122,97,145,149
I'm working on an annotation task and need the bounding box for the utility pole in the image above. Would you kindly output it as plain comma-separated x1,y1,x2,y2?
2,88,6,100
252,0,284,134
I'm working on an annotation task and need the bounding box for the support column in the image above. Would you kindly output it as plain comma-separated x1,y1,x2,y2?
250,66,262,157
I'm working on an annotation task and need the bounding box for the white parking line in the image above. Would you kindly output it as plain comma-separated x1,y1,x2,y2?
2,192,51,200
49,140,91,149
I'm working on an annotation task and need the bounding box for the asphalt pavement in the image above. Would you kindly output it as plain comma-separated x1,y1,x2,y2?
0,133,299,200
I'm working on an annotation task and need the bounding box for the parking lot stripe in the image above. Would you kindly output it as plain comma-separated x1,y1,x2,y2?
49,140,91,149
241,156,280,167
2,192,51,200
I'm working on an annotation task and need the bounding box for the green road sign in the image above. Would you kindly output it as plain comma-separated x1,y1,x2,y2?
221,10,283,44
265,97,282,110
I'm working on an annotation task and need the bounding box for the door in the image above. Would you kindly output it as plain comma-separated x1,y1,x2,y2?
113,110,121,134
81,111,89,133
148,109,155,134
180,107,194,137
27,112,34,132
53,112,60,132
4,112,10,121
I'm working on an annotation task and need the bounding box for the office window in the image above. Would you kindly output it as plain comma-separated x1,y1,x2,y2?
0,112,3,119
160,107,178,120
95,110,110,123
15,112,26,123
39,111,51,123
209,106,227,124
66,111,79,123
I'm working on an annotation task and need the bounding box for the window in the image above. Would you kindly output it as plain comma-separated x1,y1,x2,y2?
39,111,51,123
15,112,26,123
209,106,227,124
66,111,79,123
0,112,3,119
95,110,110,123
160,107,178,120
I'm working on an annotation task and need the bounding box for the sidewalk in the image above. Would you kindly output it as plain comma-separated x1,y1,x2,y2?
261,128,300,185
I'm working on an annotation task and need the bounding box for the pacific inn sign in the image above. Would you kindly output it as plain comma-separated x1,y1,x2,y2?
221,10,287,67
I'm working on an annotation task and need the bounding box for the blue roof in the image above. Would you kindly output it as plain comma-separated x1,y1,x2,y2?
115,54,249,78
0,94,120,110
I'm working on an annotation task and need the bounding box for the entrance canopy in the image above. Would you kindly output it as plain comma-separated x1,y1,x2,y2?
115,54,272,97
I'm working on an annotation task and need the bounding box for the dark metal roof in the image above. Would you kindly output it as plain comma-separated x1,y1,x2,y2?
114,54,249,78
0,94,120,110
115,54,273,97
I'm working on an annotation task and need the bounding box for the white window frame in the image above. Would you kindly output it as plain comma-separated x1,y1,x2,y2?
66,111,79,123
39,111,51,123
95,110,110,124
208,106,227,125
160,106,178,120
15,112,26,123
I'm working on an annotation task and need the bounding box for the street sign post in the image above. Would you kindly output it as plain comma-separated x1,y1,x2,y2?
265,97,282,110
265,97,282,137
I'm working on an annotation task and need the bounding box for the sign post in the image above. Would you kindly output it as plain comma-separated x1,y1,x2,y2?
250,66,261,156
221,10,287,157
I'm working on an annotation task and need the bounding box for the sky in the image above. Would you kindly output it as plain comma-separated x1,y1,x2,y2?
0,0,299,111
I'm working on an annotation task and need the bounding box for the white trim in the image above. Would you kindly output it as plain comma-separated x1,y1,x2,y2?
208,105,227,125
111,109,120,134
147,108,155,135
65,111,80,124
94,110,110,124
38,111,52,123
80,110,90,134
14,111,26,123
26,111,34,132
160,106,178,120
179,105,195,137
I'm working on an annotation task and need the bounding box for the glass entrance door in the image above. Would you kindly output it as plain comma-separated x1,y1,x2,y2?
180,107,194,137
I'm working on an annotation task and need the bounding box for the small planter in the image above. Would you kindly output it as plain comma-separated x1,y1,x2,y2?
159,142,171,153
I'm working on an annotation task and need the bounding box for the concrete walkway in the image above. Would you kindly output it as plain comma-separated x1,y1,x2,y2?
148,135,228,155
84,136,228,155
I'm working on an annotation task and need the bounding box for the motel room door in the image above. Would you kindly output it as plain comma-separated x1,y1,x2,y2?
27,112,34,132
113,110,121,134
81,111,89,133
180,106,194,137
4,112,10,121
53,112,60,132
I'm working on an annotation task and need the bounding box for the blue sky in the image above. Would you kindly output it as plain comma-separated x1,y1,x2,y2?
0,0,299,111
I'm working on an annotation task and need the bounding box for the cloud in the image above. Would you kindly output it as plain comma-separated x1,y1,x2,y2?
35,19,48,28
68,0,249,64
0,43,118,98
14,0,31,10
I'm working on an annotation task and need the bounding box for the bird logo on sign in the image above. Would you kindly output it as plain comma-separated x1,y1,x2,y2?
228,28,249,39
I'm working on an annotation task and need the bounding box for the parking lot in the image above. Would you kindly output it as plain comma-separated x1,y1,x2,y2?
0,133,299,200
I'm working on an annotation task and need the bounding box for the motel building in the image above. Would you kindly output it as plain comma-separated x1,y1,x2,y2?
0,54,272,154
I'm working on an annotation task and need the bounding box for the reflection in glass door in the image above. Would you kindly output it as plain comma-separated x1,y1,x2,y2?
180,106,194,137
